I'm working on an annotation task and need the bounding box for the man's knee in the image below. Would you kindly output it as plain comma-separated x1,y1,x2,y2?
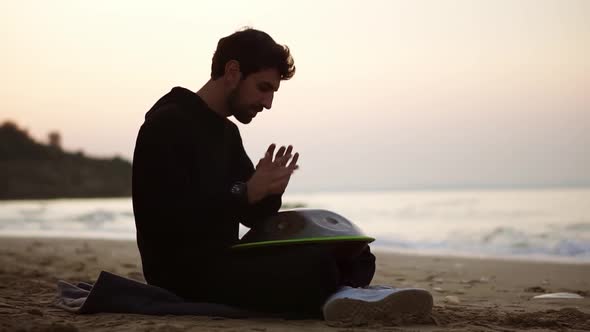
338,245,376,287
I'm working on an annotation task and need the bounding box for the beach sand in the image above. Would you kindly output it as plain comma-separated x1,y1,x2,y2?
0,237,589,332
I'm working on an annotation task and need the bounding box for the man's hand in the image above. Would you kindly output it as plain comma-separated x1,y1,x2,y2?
246,144,299,204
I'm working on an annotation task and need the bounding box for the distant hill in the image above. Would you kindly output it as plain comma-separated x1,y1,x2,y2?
0,121,131,200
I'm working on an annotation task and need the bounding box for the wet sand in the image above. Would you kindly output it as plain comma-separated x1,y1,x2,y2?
0,236,589,331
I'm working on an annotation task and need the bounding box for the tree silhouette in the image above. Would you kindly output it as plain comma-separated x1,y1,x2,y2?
0,121,132,199
48,131,62,150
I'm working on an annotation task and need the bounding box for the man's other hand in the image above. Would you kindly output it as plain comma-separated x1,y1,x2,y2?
246,144,299,204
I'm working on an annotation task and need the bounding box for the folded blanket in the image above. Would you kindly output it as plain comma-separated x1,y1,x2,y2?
55,271,264,318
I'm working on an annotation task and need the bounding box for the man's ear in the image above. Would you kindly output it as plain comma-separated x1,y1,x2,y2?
224,60,242,88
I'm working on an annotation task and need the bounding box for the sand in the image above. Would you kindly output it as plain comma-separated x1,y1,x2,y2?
0,236,589,332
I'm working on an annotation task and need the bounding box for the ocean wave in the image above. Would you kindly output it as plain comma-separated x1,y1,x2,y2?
1,191,589,263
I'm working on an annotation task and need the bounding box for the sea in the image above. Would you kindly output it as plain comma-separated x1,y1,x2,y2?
1,188,589,263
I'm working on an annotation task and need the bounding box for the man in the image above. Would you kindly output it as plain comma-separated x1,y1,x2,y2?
132,28,432,322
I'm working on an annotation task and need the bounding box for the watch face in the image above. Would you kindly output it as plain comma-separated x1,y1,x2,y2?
231,182,245,195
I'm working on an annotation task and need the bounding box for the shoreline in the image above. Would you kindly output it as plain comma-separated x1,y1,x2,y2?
373,245,590,266
1,233,588,265
1,236,589,331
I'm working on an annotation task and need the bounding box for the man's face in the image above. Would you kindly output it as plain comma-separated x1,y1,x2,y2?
228,68,281,124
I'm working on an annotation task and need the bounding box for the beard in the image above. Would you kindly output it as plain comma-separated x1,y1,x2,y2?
227,86,255,124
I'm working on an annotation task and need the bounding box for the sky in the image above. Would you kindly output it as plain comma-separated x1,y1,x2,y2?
1,0,589,192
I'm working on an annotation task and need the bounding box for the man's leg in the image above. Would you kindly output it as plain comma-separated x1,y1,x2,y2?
337,245,376,288
176,244,342,316
215,244,377,313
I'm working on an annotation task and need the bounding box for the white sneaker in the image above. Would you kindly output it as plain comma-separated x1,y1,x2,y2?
322,285,433,325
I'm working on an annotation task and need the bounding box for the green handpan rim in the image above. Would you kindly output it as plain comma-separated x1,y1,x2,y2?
231,235,375,250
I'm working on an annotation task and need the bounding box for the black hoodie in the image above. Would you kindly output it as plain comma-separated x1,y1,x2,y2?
132,87,281,285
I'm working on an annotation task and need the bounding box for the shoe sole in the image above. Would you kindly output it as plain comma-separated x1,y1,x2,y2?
323,288,433,326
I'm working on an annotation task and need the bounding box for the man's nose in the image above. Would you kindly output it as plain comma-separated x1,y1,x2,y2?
262,93,274,110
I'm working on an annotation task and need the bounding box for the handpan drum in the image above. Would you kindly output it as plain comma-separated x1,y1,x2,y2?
232,209,375,258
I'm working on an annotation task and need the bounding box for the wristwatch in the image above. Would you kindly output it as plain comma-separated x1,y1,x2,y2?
230,181,249,204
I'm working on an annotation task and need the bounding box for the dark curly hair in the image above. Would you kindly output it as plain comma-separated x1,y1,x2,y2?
211,28,296,81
